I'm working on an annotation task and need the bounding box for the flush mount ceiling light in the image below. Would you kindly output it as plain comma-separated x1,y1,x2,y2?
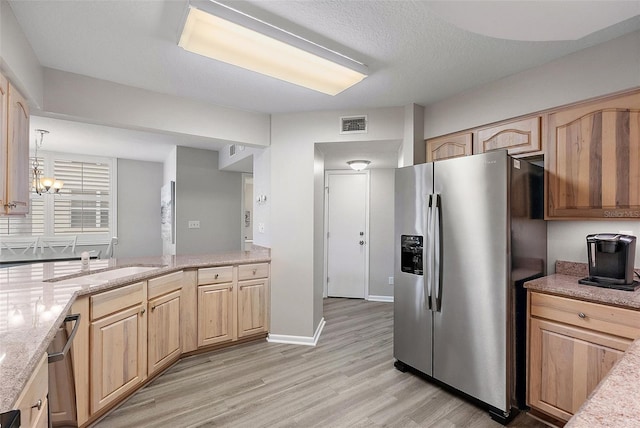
347,160,371,171
178,1,368,96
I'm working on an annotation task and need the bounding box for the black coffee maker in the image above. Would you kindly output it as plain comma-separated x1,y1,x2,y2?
579,234,639,291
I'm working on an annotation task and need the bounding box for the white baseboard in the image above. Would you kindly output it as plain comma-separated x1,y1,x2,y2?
367,295,394,303
267,317,326,347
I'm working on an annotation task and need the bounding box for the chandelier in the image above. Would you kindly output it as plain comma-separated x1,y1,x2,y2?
32,129,64,195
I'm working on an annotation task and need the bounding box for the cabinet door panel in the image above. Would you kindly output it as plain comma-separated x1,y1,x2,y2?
238,279,268,337
529,317,628,421
6,83,29,215
91,305,145,413
425,133,472,162
474,116,541,155
546,91,640,218
148,290,181,375
198,283,235,347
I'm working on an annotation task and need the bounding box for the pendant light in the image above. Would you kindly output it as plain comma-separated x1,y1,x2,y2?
32,129,64,195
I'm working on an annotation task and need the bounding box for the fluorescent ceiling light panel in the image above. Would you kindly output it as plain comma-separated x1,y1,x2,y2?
178,1,368,96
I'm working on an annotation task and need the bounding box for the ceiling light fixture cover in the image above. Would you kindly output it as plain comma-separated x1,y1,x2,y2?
178,1,368,96
347,160,371,171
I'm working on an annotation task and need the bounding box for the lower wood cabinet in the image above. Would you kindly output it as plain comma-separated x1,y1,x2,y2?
14,354,48,428
198,283,235,346
148,289,182,375
147,271,183,376
528,291,640,422
69,263,269,426
238,278,269,337
89,282,146,415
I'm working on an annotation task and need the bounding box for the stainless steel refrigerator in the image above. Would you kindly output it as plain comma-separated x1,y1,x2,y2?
393,150,546,424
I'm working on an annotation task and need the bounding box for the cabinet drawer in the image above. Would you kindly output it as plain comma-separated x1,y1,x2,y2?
15,354,48,428
148,271,183,299
91,281,145,320
238,263,269,281
198,266,233,285
530,292,640,340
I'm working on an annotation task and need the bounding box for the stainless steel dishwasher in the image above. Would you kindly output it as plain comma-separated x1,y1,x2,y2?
47,314,80,428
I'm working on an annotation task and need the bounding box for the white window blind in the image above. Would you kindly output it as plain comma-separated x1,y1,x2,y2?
0,153,116,243
53,159,111,234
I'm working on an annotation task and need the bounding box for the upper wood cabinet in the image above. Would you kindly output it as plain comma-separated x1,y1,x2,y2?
546,91,640,219
425,132,472,162
473,116,541,156
3,79,30,215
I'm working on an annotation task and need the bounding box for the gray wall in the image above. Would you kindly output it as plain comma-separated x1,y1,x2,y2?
175,146,242,255
369,169,395,297
313,147,325,330
423,30,640,272
116,159,163,258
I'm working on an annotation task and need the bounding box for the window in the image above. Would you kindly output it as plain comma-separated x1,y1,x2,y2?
0,152,117,244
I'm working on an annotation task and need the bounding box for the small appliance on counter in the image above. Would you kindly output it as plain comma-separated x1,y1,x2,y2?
579,233,639,291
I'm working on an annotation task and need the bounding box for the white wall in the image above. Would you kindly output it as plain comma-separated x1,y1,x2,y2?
175,146,242,255
162,146,177,256
313,147,325,330
369,169,395,297
270,106,404,338
0,0,43,108
42,68,271,147
252,147,271,248
423,30,640,272
116,159,163,258
400,103,425,167
424,30,640,138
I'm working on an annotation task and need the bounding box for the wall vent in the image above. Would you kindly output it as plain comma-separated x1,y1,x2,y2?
229,144,237,157
340,115,367,134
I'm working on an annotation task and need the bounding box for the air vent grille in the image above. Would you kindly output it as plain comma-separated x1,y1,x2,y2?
340,115,367,134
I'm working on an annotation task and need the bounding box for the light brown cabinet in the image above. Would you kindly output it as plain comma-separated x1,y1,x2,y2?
528,291,640,422
473,116,541,156
14,354,48,428
0,73,30,215
238,263,270,337
197,266,235,347
546,91,640,219
147,271,183,376
425,132,472,162
89,282,147,414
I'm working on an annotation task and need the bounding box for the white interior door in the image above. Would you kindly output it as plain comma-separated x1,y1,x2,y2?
326,171,369,298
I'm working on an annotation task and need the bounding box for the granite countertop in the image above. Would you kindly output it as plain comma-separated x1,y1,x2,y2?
0,247,270,413
525,261,640,427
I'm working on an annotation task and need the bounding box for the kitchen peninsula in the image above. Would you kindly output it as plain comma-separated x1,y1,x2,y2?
0,246,270,426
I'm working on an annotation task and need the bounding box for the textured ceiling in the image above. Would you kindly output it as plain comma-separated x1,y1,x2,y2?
6,1,640,168
9,0,640,115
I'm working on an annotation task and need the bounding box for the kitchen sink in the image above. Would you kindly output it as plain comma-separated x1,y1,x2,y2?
50,265,163,285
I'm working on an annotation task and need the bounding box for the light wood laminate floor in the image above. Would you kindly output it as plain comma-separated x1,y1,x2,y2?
95,298,546,428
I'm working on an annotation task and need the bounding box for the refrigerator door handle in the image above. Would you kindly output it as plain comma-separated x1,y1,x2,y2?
434,194,443,312
425,194,434,310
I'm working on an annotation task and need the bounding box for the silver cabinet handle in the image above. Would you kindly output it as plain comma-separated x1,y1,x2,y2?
48,314,81,363
141,308,146,315
578,312,586,319
359,240,365,245
215,273,219,279
32,399,43,410
252,269,257,275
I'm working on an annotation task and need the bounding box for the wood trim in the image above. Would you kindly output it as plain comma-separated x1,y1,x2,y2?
70,296,91,426
180,269,198,353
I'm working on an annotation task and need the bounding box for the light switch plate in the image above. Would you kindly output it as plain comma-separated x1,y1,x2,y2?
188,220,200,229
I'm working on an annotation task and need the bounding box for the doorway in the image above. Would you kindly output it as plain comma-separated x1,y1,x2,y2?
324,170,370,298
241,174,253,250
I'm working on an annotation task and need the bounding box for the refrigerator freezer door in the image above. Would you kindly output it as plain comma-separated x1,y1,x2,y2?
394,163,434,376
432,151,509,412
